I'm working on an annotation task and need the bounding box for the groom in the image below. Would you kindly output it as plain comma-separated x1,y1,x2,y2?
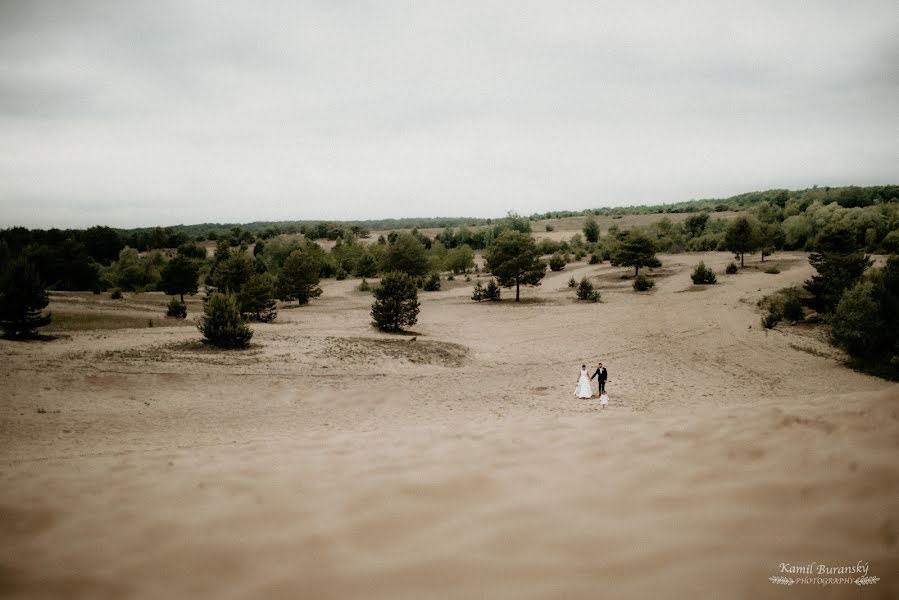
591,362,608,394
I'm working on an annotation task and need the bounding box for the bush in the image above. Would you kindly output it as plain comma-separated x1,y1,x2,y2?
691,261,717,285
725,262,738,274
484,279,501,301
335,268,347,281
633,273,655,291
589,253,600,264
765,266,781,274
576,277,600,302
110,288,123,299
166,297,187,319
371,271,420,332
423,272,441,291
762,307,782,329
358,278,371,292
549,253,566,271
545,224,555,232
198,292,253,348
782,296,804,322
828,258,899,376
567,276,577,288
471,280,485,302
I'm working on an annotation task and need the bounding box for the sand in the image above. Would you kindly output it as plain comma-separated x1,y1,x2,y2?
1,251,897,599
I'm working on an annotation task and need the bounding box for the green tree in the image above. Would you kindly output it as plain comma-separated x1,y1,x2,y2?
611,231,659,277
0,257,51,338
445,245,474,274
277,248,322,305
575,277,599,302
724,216,761,267
197,292,253,348
804,226,871,314
583,214,600,243
159,255,199,302
177,242,208,260
685,212,710,238
371,271,420,332
81,225,123,265
483,230,546,301
548,253,566,271
383,232,429,277
354,252,379,278
108,246,161,291
238,273,277,322
210,251,253,293
213,239,232,262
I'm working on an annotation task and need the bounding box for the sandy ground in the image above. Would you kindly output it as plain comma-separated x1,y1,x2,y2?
1,251,897,599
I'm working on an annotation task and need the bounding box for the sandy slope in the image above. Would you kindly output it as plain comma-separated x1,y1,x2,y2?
1,251,897,599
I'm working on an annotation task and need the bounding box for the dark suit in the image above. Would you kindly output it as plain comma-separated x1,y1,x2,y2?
591,367,608,393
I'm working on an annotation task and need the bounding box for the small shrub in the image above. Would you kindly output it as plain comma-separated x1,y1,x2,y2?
549,253,566,271
633,273,655,291
147,319,153,328
358,278,371,292
690,261,717,285
484,279,501,301
762,308,782,329
576,277,600,302
725,262,738,274
765,266,781,274
471,280,485,302
574,250,585,261
567,276,577,288
589,253,600,264
447,274,455,281
166,297,187,319
110,288,123,300
335,268,347,281
464,274,471,282
545,224,555,231
198,292,253,348
782,296,804,322
423,272,441,291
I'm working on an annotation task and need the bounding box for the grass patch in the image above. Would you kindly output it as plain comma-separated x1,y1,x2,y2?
44,311,173,332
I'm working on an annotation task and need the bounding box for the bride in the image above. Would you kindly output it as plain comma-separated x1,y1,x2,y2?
575,364,593,398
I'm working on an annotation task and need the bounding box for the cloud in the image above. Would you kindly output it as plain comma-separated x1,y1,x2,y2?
1,0,896,228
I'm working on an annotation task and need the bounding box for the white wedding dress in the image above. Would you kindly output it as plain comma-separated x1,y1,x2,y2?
575,368,593,398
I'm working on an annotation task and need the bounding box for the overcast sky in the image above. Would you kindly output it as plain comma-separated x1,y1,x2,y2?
1,1,896,229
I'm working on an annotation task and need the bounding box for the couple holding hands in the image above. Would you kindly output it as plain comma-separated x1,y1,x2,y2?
575,362,609,407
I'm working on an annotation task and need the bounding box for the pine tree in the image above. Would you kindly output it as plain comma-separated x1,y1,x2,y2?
197,292,253,348
805,226,871,314
371,271,420,332
484,230,546,301
583,214,600,243
612,231,660,277
0,258,51,338
238,273,278,322
159,255,199,302
277,249,322,305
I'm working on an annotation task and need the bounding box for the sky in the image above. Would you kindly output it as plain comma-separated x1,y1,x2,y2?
1,1,896,229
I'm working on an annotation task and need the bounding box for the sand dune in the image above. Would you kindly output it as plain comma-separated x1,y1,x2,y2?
2,251,897,599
